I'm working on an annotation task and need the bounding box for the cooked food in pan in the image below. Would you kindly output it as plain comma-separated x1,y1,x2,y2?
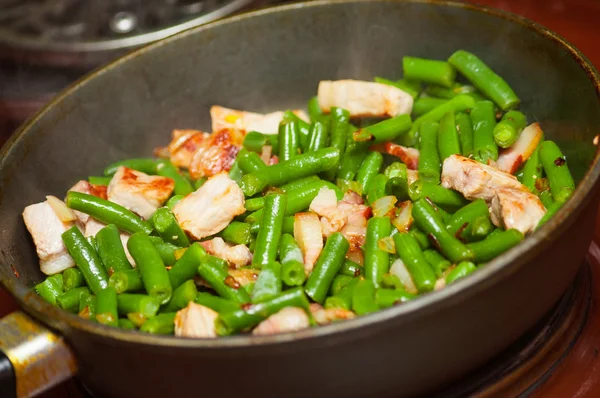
25,50,574,337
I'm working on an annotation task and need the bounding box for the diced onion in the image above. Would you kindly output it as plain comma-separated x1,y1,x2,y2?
392,201,413,232
294,212,324,275
261,145,272,164
389,258,418,294
372,196,397,218
46,195,77,222
346,249,364,266
174,248,188,260
377,236,396,254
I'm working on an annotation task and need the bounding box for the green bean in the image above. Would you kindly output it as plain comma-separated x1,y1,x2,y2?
194,178,207,190
96,287,119,326
338,126,368,181
412,199,474,263
330,275,354,296
393,233,436,292
384,162,408,180
471,100,499,163
380,273,405,290
366,174,389,204
364,217,392,288
339,259,363,277
63,268,85,291
279,234,306,286
197,256,250,304
195,292,241,313
228,159,244,183
424,83,478,99
156,159,193,196
448,50,520,110
278,119,300,162
423,250,452,278
467,229,524,263
116,293,160,318
539,141,575,203
62,226,109,294
104,158,158,176
119,319,136,330
88,176,112,186
402,95,476,147
353,114,412,144
252,193,286,268
167,243,207,289
35,274,64,305
323,107,350,181
537,198,567,228
57,287,90,313
408,180,468,212
109,269,143,293
162,279,198,313
166,195,184,210
438,111,461,160
237,149,268,174
127,232,172,304
463,216,494,242
217,221,251,245
385,175,410,202
151,207,190,248
283,110,311,152
446,261,477,284
280,262,305,287
279,175,321,192
446,199,489,236
240,148,340,197
413,97,448,117
374,77,421,99
356,151,384,193
78,292,96,320
66,192,153,235
522,146,543,192
308,96,327,123
152,241,177,266
307,121,329,153
409,227,431,250
493,110,527,148
216,287,309,335
305,233,350,304
325,278,359,310
456,112,474,158
244,131,275,153
252,262,282,303
375,288,417,308
140,313,176,335
352,279,379,315
403,56,456,88
418,120,441,183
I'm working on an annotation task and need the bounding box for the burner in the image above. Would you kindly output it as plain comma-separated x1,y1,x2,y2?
0,0,255,52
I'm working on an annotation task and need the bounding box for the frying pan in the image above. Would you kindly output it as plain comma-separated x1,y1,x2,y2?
0,1,599,397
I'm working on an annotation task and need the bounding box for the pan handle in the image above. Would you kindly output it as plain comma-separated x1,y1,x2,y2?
0,311,77,398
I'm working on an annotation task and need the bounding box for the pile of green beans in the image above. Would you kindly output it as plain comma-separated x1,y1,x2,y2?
32,49,577,337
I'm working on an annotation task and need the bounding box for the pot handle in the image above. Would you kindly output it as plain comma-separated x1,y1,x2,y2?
0,311,77,398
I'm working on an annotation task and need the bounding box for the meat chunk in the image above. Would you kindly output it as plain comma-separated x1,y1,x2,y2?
166,129,210,169
23,201,76,275
490,188,546,235
376,143,420,170
173,172,245,240
107,166,175,219
188,128,244,180
441,155,524,201
200,237,252,268
310,187,346,233
174,302,218,338
68,180,108,223
294,212,323,275
497,123,544,174
309,303,356,325
252,307,310,335
211,106,309,135
318,80,413,118
227,268,259,286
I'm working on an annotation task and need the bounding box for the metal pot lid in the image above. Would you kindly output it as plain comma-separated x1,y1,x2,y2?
0,0,255,53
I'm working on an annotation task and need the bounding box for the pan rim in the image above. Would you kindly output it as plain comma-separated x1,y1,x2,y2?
2,0,599,348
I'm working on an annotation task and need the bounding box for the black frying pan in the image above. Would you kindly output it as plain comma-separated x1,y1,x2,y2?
0,1,599,397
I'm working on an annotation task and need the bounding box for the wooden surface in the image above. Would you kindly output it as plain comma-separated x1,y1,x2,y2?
1,0,600,396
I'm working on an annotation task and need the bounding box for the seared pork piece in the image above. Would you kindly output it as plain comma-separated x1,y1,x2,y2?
173,172,245,240
166,129,210,169
497,122,544,174
490,188,546,235
211,106,309,135
200,237,252,268
23,201,76,275
188,128,244,180
309,303,356,325
441,155,524,201
228,268,259,286
377,143,420,170
107,166,174,219
174,302,218,338
318,80,413,118
68,180,108,223
252,307,310,335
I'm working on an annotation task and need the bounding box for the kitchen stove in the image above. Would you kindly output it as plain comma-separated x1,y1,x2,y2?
1,0,600,397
